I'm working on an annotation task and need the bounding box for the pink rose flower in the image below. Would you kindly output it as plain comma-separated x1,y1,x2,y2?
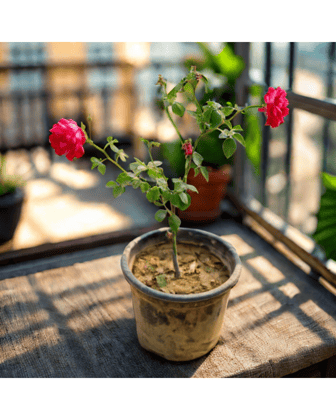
49,118,86,161
182,142,193,156
258,87,289,128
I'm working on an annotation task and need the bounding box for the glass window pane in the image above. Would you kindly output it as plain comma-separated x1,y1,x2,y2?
293,42,331,100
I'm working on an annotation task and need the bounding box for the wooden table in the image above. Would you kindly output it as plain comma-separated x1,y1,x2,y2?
1,219,336,378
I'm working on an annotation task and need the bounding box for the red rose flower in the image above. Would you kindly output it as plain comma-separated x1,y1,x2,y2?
182,142,193,156
258,87,289,128
49,118,86,161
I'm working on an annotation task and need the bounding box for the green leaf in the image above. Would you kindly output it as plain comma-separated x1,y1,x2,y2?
179,192,189,204
170,192,181,208
192,151,203,167
106,180,118,188
147,161,162,169
156,177,168,189
140,137,150,147
161,190,172,203
151,141,161,148
218,129,230,139
90,157,99,169
98,164,106,175
116,172,133,187
172,102,185,117
155,209,168,222
140,182,150,193
233,133,246,146
129,162,140,173
110,144,119,153
169,191,190,211
203,108,213,123
132,179,142,189
156,274,167,288
112,185,125,198
222,137,237,158
200,166,209,182
173,179,183,192
185,184,199,193
116,149,128,162
223,107,234,116
233,125,243,131
106,137,119,152
166,80,185,104
168,214,181,234
183,81,195,100
146,186,161,203
210,110,223,128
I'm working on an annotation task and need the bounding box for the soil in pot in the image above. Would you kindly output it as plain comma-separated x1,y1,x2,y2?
132,241,230,295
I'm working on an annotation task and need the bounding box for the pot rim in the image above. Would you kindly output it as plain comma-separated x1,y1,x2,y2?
120,227,242,303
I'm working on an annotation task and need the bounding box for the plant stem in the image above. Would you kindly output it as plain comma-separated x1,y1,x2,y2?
183,155,192,184
88,139,128,174
164,107,184,145
227,104,262,122
172,232,181,278
196,104,264,141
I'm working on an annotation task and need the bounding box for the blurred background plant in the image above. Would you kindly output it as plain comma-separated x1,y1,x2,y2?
0,154,24,196
313,172,336,260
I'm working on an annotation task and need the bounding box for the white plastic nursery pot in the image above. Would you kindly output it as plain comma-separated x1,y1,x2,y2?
121,227,242,362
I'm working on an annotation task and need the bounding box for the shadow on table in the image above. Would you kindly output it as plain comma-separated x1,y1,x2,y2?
1,220,336,378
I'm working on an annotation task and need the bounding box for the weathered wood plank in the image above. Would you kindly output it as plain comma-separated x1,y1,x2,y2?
0,220,335,377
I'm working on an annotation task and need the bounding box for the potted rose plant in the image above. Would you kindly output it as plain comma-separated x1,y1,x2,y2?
49,67,289,361
0,154,25,245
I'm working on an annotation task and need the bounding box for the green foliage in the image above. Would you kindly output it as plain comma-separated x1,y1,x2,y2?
172,102,185,117
156,274,167,288
168,213,181,234
0,154,23,196
312,172,336,260
244,84,263,175
155,209,168,222
222,137,237,159
194,129,235,168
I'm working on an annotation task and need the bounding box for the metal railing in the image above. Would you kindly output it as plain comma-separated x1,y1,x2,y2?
233,42,336,288
0,60,138,154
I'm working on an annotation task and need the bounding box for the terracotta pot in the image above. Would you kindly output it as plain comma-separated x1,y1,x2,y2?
177,165,231,223
121,227,241,361
0,188,24,245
